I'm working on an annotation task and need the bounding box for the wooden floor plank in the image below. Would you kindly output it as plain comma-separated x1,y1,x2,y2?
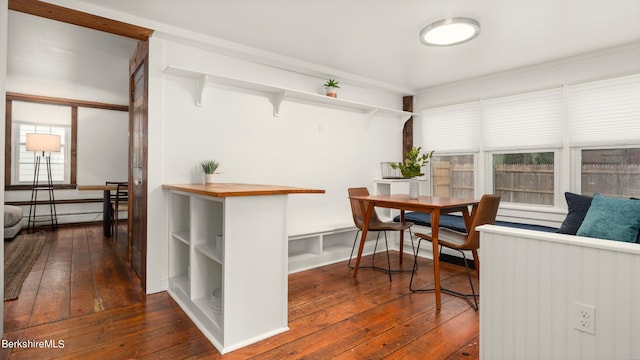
27,230,73,327
3,224,480,359
70,227,96,316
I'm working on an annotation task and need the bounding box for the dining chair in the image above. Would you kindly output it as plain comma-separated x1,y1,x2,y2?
409,194,501,310
106,181,128,243
347,187,416,281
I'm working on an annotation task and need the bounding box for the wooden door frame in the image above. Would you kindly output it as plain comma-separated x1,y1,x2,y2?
8,0,153,40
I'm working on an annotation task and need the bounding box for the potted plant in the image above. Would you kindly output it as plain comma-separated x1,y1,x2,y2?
200,160,221,184
324,79,340,98
391,147,434,199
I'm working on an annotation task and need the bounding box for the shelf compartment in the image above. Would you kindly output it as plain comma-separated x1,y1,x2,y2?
171,231,190,245
170,274,190,299
193,295,223,332
170,192,191,236
190,197,223,246
288,235,322,257
195,236,223,264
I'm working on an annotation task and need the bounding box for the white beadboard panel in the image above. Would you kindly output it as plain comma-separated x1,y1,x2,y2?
479,225,640,360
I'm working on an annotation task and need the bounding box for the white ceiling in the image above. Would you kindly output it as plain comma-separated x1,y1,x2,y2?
9,0,640,93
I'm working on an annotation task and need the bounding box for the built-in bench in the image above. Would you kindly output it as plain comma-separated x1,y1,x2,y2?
393,212,558,233
391,212,558,266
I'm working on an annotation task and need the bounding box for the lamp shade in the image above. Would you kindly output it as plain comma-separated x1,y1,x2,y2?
26,133,61,152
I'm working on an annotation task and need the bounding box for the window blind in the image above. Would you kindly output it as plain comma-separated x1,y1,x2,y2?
567,73,640,146
482,87,563,150
422,101,480,152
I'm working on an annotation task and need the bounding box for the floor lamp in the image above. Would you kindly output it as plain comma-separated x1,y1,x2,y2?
27,133,60,233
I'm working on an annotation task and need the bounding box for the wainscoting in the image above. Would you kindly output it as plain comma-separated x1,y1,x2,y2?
479,225,640,360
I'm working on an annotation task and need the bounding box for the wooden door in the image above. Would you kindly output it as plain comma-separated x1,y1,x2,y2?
128,40,149,288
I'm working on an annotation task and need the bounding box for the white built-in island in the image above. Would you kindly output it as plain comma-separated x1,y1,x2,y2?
162,183,325,354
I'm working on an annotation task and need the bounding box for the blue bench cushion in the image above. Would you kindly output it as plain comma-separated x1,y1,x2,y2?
394,212,558,233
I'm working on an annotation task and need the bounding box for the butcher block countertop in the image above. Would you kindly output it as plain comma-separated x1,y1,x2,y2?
162,183,325,197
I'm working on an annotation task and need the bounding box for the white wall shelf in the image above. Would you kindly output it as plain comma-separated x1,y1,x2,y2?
163,65,415,127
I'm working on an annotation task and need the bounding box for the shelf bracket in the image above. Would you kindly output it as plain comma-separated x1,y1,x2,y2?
272,90,287,117
364,109,378,128
195,75,207,107
399,112,414,122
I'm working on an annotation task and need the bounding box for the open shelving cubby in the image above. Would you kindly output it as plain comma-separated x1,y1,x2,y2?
167,191,225,348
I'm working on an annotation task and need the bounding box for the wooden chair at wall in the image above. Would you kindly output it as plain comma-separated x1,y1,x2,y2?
409,194,501,310
106,181,128,244
347,187,416,282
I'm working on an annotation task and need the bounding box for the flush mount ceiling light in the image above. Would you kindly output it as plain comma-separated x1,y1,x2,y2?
420,17,480,46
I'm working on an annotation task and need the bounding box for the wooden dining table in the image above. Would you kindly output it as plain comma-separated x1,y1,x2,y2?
77,184,127,237
348,194,479,310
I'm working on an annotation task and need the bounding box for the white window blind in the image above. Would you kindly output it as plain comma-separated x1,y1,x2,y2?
567,73,640,146
422,101,480,152
483,87,563,150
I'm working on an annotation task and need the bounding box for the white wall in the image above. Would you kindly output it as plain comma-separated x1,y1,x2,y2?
144,35,407,293
76,107,128,184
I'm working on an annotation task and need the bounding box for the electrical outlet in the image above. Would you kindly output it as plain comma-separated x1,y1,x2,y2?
574,302,596,335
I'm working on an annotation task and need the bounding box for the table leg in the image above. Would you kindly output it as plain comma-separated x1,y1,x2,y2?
399,210,405,265
353,200,374,278
431,209,441,310
103,190,112,237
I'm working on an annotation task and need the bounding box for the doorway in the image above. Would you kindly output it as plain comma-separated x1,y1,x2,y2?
6,0,153,286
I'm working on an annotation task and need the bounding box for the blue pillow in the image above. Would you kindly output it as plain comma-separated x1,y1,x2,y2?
557,192,592,235
576,194,640,243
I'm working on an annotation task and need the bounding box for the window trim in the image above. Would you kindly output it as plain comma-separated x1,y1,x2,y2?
486,149,561,209
573,145,640,198
5,92,128,191
13,123,71,185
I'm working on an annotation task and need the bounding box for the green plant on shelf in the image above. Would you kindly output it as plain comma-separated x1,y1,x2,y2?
200,160,221,174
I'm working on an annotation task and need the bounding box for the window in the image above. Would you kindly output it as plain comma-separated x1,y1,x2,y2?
15,124,69,184
581,148,640,198
6,93,130,190
9,100,72,185
431,154,474,198
493,152,555,205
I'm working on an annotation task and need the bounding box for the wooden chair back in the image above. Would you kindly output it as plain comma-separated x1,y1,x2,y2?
348,187,383,230
465,194,501,250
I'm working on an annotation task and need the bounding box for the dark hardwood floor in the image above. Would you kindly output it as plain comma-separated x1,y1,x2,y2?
3,224,479,359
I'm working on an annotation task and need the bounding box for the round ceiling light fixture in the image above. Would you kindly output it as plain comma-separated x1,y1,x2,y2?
420,17,481,46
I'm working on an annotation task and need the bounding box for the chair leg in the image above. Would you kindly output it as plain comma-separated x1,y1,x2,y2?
114,209,118,243
383,231,392,282
347,230,383,270
409,237,424,291
408,229,418,271
410,241,479,311
347,230,361,269
456,250,479,310
472,249,480,280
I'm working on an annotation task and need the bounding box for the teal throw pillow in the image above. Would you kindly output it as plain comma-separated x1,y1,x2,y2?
576,194,640,243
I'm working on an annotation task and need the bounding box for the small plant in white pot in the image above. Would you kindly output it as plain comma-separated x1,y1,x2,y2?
391,147,434,199
324,79,340,98
200,160,221,184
